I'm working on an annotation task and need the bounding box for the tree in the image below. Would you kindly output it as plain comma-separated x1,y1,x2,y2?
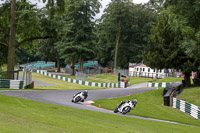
144,0,200,87
96,1,156,69
16,47,39,64
0,3,8,66
146,0,165,12
97,0,134,70
0,45,7,67
0,0,64,79
0,1,43,76
101,0,135,70
58,0,101,74
143,9,197,87
35,14,65,72
164,0,200,70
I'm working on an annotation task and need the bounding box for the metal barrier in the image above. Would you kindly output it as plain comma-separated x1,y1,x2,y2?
129,71,182,78
75,72,86,81
173,98,200,120
129,71,164,78
114,69,128,76
0,79,24,89
36,70,119,88
160,82,200,120
21,69,33,89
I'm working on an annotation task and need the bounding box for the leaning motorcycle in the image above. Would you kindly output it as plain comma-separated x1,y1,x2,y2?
71,92,85,103
114,100,136,115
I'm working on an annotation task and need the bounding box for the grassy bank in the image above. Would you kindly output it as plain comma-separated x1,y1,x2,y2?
151,77,199,106
0,94,200,133
177,87,200,107
33,72,153,88
63,74,153,85
93,88,200,127
152,77,183,83
63,74,118,83
32,73,106,90
129,77,152,85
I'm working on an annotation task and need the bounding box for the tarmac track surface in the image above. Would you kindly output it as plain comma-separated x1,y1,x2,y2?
0,84,191,126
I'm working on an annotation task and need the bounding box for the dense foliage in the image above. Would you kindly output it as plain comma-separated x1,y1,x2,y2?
0,0,64,78
144,0,200,86
96,0,156,68
1,0,157,75
58,0,101,73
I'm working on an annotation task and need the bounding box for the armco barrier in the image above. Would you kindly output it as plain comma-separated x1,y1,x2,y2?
0,79,24,89
36,70,120,88
148,82,171,87
173,97,200,120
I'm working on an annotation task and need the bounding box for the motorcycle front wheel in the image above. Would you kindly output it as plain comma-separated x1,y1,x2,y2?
74,96,81,103
113,107,119,113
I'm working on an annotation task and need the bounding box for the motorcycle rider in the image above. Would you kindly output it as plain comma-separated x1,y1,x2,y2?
118,99,137,108
132,99,138,107
82,90,88,99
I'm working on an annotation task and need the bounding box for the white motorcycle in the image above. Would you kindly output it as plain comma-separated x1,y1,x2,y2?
114,99,137,115
71,90,88,103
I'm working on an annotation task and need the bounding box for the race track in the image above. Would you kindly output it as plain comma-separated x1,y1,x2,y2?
0,83,185,125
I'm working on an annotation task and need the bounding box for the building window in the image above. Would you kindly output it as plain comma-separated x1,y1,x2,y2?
148,68,150,72
137,68,139,71
143,68,145,71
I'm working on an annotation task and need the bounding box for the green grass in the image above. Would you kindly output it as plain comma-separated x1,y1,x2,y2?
129,77,153,85
32,73,106,90
62,74,118,83
20,72,153,90
87,74,118,83
93,87,200,127
60,75,75,79
33,72,153,88
152,77,184,83
63,74,153,85
0,94,200,133
177,87,200,107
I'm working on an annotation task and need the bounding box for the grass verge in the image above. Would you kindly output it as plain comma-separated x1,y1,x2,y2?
32,73,106,90
177,87,200,107
32,72,153,89
129,77,152,85
63,74,153,85
62,74,118,83
152,77,183,83
92,88,200,127
0,94,200,133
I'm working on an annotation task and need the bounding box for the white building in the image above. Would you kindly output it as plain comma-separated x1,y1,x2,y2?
129,64,173,78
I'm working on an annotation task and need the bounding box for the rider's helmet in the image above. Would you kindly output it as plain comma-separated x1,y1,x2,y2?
133,99,137,104
83,90,88,95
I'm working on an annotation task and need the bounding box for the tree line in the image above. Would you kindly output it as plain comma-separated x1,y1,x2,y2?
144,0,200,87
0,0,155,76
